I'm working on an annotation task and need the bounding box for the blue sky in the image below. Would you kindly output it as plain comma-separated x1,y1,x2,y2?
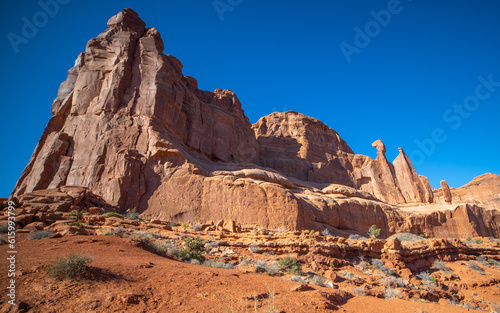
1,0,499,197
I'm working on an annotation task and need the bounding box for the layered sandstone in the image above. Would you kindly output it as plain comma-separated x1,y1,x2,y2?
10,9,500,238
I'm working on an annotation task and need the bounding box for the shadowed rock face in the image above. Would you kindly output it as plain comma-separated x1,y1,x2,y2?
11,9,500,237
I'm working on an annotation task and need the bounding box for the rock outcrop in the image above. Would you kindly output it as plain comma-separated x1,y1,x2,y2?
9,9,500,238
434,174,500,210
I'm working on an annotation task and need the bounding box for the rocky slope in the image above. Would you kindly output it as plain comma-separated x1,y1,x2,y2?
9,9,500,238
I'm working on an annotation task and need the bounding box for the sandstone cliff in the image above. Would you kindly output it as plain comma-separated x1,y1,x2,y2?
10,9,500,238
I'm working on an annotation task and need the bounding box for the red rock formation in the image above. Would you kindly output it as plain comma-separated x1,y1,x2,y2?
10,9,500,238
434,174,500,210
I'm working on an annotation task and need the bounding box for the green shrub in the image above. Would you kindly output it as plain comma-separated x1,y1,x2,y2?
179,237,205,263
48,253,93,280
29,230,54,240
433,260,452,273
103,226,126,237
69,210,83,222
69,222,86,229
279,257,301,274
475,239,483,244
102,212,124,219
368,225,381,238
418,234,426,239
125,208,140,220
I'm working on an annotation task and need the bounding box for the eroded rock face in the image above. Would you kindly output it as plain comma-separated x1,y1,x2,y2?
10,9,500,238
435,174,500,210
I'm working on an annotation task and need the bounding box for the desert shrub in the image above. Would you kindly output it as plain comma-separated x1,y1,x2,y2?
179,237,205,263
291,275,306,283
349,234,368,240
321,228,330,236
248,244,259,254
69,210,83,222
273,228,289,233
68,222,86,229
384,287,403,299
189,223,202,231
487,258,500,268
358,261,371,272
102,212,124,219
223,263,234,269
476,256,489,266
389,233,425,242
466,236,472,242
103,226,126,237
48,253,93,280
125,208,140,220
368,225,381,238
279,257,301,274
418,234,426,239
433,260,452,273
255,260,279,276
468,261,484,274
238,257,255,268
310,274,328,287
475,239,483,244
130,233,170,257
0,237,7,245
352,287,366,296
202,260,225,268
371,259,395,276
29,230,54,240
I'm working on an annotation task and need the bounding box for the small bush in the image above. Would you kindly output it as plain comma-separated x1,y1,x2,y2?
476,256,489,267
279,257,301,274
418,234,426,239
368,225,381,238
69,210,83,222
349,234,368,240
291,275,306,283
433,260,452,273
468,261,484,274
69,222,86,228
352,287,365,296
179,237,205,263
103,226,126,237
389,233,425,242
256,260,279,276
321,228,330,236
371,259,395,276
248,244,259,254
190,223,202,231
130,233,169,256
475,239,483,244
384,287,402,299
102,212,124,219
202,260,225,268
487,258,500,268
310,274,328,287
48,253,93,280
29,230,54,240
125,208,140,220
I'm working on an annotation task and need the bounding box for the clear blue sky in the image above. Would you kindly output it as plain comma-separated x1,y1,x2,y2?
1,0,499,197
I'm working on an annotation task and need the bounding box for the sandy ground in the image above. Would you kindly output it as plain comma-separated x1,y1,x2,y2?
2,233,496,313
